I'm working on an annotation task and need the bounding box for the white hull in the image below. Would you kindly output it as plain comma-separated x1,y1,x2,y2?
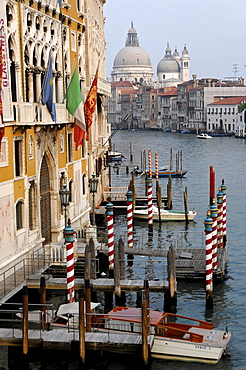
133,205,197,222
151,334,230,364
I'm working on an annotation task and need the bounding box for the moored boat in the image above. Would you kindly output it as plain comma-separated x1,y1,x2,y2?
134,167,187,178
133,205,196,221
108,151,125,161
197,133,212,139
104,306,232,364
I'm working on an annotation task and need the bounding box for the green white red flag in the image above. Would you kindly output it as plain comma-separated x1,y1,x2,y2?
65,68,86,150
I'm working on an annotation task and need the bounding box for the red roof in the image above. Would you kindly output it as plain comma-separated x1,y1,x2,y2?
111,81,134,88
120,88,139,95
158,87,178,96
208,96,246,105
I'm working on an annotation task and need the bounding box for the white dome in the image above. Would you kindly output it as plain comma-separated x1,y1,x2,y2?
114,46,152,67
157,56,180,73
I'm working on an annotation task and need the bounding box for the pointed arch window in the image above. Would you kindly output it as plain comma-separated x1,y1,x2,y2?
16,200,24,230
29,180,37,231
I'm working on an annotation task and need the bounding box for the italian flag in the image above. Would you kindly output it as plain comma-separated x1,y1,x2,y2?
65,68,85,150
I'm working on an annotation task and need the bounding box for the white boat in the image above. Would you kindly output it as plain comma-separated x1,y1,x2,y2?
104,306,232,364
108,151,125,161
197,133,212,139
133,205,197,221
16,301,100,329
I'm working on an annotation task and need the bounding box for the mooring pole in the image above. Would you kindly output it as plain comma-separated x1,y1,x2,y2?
22,285,28,357
217,187,224,249
79,288,86,366
210,165,216,205
126,189,133,248
85,279,91,332
220,179,227,247
40,276,46,330
204,211,213,309
141,290,149,366
147,177,153,233
64,219,75,303
106,201,115,270
210,200,218,271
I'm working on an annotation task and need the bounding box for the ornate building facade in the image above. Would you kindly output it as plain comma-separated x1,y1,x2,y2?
0,0,110,278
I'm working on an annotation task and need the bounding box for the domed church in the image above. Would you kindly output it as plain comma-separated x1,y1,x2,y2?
157,43,190,87
111,22,154,85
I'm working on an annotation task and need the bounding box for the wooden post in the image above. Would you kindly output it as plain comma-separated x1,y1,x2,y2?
167,175,172,210
141,290,149,366
156,183,162,224
165,245,177,312
170,147,173,171
130,141,133,162
131,171,136,210
183,186,188,224
22,285,28,356
136,291,142,308
89,238,96,279
84,244,91,280
210,165,215,205
119,238,126,279
114,241,121,297
143,280,150,310
79,288,86,365
40,276,46,331
84,279,91,332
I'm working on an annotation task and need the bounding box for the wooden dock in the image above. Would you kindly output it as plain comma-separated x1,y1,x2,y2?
0,327,154,352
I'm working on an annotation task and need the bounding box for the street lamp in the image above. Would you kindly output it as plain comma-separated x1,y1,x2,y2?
59,183,70,229
89,173,98,225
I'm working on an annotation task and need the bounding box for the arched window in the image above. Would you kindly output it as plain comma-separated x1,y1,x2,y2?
28,180,37,231
16,200,24,230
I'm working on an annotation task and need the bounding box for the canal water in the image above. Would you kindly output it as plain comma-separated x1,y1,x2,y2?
0,130,245,369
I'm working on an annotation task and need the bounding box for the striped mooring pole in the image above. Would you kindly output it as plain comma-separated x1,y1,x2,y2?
220,179,227,247
204,211,213,309
216,187,224,249
126,189,133,248
106,201,114,269
210,199,218,270
64,219,75,303
148,149,152,178
155,152,159,189
147,177,153,233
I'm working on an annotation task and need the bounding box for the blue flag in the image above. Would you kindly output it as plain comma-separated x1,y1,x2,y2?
41,54,56,122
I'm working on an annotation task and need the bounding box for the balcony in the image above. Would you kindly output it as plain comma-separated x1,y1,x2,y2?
12,102,71,126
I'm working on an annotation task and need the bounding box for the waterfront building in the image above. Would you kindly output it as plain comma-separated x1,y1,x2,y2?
157,87,178,130
0,0,110,277
207,96,246,135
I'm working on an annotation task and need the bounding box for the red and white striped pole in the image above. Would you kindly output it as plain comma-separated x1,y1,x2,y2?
106,201,114,269
155,152,159,188
148,149,152,178
147,177,153,233
217,187,224,249
64,219,75,303
204,211,213,309
126,189,133,248
209,165,215,205
210,200,218,270
220,179,227,247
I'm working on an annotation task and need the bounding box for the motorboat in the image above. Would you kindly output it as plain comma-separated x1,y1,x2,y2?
108,151,125,161
16,301,100,329
197,133,212,139
134,167,187,178
103,306,232,364
133,205,196,221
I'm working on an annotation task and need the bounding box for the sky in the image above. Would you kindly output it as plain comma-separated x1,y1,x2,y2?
104,0,246,81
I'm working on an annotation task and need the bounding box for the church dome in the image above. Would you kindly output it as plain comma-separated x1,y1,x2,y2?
114,46,152,67
113,22,152,68
157,43,180,74
157,56,180,73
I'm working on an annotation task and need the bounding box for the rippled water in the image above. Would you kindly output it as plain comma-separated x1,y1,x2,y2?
109,130,246,370
1,130,245,369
